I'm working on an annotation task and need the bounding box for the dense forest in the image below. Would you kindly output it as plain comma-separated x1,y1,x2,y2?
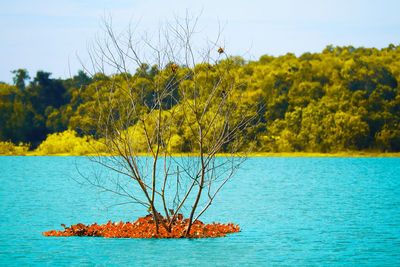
1,44,399,153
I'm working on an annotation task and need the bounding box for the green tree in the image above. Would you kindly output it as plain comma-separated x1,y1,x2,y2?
11,69,30,90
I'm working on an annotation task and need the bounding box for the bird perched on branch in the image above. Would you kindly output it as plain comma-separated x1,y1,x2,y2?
171,64,179,72
218,47,224,54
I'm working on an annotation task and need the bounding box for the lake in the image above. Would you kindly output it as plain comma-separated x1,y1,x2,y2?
0,156,399,265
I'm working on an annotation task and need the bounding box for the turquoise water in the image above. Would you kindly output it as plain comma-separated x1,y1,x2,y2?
0,156,399,266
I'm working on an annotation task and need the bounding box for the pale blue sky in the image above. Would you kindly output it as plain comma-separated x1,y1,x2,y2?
1,0,399,83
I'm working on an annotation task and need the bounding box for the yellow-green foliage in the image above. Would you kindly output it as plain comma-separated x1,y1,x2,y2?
2,45,400,153
35,130,106,155
0,141,30,155
117,107,187,154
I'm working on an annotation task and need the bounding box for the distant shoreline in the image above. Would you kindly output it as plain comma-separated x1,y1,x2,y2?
2,151,399,157
244,152,400,157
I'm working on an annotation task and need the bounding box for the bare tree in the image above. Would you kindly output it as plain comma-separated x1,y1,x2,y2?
79,15,258,236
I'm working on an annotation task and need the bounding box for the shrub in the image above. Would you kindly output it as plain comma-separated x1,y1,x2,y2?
35,130,106,155
0,141,30,155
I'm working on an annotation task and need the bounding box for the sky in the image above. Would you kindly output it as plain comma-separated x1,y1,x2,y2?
1,0,399,83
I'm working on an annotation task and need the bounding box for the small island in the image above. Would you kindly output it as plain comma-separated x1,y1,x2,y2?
43,214,241,238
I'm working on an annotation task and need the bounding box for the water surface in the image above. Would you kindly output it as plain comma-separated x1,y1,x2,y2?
0,156,399,265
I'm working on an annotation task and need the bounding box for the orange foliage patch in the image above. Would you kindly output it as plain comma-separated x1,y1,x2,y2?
42,214,241,238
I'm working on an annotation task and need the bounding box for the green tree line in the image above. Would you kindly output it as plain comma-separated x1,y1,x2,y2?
1,44,399,152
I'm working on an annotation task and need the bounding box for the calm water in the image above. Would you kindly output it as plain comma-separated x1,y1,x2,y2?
0,156,399,266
